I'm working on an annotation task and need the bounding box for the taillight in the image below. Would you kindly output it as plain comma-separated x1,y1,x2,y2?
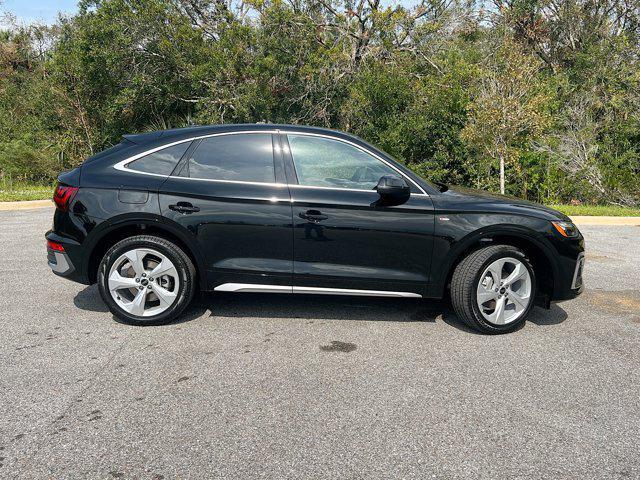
47,239,65,252
53,184,78,212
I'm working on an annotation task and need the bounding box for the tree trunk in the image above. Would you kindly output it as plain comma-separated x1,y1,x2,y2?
499,155,505,195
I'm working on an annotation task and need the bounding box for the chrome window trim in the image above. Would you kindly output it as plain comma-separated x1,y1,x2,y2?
287,183,428,195
112,128,429,195
165,175,288,189
113,130,280,179
280,130,427,195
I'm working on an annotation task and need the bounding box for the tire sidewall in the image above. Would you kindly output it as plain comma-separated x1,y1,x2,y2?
98,237,193,325
469,248,536,333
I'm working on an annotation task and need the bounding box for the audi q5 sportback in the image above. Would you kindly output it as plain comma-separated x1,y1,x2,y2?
46,124,584,333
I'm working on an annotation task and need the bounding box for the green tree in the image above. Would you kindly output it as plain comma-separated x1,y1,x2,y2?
462,37,551,195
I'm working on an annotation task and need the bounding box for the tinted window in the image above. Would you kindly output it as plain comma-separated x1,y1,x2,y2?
127,142,190,176
287,134,398,190
187,134,275,183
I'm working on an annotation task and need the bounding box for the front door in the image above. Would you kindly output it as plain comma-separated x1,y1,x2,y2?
281,132,435,296
159,132,293,290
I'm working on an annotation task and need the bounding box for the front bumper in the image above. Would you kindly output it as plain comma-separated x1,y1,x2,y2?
571,252,585,290
552,250,585,301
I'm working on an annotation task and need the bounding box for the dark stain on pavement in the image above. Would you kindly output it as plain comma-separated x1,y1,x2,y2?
15,344,41,351
320,341,357,353
177,376,190,383
87,409,102,421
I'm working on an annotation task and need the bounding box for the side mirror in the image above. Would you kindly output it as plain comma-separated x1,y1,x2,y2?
375,175,411,205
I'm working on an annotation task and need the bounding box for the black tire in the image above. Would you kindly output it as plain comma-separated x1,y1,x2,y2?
98,235,196,326
450,244,536,334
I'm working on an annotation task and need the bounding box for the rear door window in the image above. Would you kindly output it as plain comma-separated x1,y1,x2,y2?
185,133,275,183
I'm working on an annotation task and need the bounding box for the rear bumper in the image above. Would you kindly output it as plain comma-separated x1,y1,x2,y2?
46,231,89,284
48,248,74,275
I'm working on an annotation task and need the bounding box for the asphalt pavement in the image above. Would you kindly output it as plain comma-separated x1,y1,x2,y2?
1,207,639,479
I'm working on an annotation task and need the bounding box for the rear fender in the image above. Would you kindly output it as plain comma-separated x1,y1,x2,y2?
82,213,207,286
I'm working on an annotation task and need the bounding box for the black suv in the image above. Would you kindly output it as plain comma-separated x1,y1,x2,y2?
46,124,584,333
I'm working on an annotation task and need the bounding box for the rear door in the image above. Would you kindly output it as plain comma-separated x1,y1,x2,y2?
281,132,435,296
159,131,293,290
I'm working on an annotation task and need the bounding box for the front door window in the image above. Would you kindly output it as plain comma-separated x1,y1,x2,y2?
286,134,399,190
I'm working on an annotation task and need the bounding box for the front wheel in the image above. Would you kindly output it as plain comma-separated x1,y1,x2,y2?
450,245,536,334
98,235,196,326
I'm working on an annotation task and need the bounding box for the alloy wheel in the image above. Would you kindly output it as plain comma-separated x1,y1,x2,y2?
476,257,532,325
108,248,180,317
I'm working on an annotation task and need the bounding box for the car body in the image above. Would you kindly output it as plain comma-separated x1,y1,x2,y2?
46,124,585,333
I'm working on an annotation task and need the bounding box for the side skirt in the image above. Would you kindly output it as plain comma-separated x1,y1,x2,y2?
213,283,422,298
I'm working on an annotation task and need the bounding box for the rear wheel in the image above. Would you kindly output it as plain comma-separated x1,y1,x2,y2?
98,235,196,325
450,245,536,334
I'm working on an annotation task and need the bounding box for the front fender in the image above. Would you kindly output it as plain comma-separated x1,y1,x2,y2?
427,213,561,298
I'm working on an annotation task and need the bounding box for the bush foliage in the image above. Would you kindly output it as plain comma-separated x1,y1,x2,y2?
0,0,638,205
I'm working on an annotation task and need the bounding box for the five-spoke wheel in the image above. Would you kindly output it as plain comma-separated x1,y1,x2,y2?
108,248,180,317
98,236,195,325
451,245,536,334
476,257,532,326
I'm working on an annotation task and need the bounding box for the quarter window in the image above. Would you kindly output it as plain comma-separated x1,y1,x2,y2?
287,134,398,190
127,142,190,176
186,133,275,183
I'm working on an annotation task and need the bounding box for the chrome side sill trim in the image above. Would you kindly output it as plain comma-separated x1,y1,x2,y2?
213,283,293,293
213,283,422,298
293,286,421,297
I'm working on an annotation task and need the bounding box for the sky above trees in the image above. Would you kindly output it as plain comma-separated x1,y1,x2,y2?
1,0,78,24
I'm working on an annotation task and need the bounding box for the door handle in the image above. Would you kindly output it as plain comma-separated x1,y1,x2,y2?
299,210,328,222
169,202,200,214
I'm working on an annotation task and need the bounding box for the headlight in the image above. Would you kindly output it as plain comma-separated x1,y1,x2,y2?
551,221,579,238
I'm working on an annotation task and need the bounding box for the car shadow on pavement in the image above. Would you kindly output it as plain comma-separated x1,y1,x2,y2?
74,285,109,313
73,285,568,332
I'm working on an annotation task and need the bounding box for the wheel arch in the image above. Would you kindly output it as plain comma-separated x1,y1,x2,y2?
83,214,207,287
434,226,560,305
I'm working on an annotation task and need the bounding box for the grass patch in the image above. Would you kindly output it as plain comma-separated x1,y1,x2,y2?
548,204,640,217
0,184,53,202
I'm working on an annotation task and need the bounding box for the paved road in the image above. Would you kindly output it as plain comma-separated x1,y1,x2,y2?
1,208,639,479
